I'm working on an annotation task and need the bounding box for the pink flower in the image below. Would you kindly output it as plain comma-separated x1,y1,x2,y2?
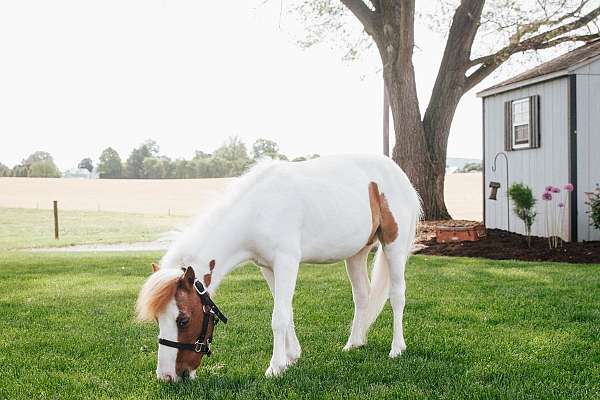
542,192,552,201
558,202,565,208
564,183,574,192
545,185,553,192
551,187,560,193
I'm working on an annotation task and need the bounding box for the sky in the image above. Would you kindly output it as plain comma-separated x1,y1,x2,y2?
0,0,553,170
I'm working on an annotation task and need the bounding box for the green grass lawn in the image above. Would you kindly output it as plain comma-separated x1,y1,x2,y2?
0,208,188,251
0,252,599,399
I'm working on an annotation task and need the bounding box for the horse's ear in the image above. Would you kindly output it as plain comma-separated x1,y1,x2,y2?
151,262,159,273
183,266,195,288
209,259,216,271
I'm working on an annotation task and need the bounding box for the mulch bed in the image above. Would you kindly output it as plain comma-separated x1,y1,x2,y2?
415,225,600,264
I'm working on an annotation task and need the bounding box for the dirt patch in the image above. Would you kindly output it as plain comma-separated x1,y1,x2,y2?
416,227,600,264
28,241,169,253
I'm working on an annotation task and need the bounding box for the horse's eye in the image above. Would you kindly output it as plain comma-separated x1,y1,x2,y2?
177,316,190,328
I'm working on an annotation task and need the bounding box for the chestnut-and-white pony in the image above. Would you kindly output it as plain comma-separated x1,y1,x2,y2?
136,154,421,380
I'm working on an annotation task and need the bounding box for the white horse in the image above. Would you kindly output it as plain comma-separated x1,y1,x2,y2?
136,154,421,380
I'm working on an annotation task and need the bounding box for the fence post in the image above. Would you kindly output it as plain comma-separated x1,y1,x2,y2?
53,200,59,240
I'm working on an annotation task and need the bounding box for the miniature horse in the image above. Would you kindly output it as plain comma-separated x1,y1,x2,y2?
136,154,421,380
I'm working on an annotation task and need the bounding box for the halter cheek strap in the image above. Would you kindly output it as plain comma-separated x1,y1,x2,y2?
157,278,228,356
193,280,228,324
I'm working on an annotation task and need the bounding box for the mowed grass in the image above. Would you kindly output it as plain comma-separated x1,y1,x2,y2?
1,252,599,399
0,208,187,250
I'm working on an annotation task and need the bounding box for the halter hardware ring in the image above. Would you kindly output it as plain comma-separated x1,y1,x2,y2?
194,340,211,355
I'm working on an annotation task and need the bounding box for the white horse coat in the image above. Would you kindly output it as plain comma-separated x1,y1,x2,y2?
147,154,421,379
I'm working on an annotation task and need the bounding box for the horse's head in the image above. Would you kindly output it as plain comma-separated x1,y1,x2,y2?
136,264,222,381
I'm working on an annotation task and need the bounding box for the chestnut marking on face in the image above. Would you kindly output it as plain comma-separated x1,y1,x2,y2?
173,267,214,377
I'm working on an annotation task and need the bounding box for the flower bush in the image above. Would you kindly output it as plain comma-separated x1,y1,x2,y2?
541,183,574,249
508,183,536,247
585,184,600,230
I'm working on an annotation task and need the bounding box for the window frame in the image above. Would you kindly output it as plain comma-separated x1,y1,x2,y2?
511,98,531,150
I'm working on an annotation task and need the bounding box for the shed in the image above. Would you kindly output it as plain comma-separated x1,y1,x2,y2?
478,40,600,242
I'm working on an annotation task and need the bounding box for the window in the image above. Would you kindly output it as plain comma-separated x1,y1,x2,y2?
512,98,530,149
504,95,540,151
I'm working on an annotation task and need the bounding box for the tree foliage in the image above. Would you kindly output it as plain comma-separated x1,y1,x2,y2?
78,158,94,173
126,140,159,178
16,151,61,178
98,147,123,178
457,162,483,173
28,160,61,178
22,151,54,168
252,138,288,160
12,165,28,177
0,163,12,177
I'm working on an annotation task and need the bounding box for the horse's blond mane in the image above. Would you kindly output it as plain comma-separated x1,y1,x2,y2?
135,268,183,322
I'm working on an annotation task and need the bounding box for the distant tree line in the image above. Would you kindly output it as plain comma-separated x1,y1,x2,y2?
97,137,319,179
0,151,61,178
0,137,319,179
456,162,482,173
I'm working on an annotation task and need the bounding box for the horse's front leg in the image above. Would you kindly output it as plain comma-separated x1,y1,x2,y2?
260,267,301,365
265,254,300,377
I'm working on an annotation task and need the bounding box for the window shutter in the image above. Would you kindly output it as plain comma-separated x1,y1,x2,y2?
504,100,513,151
529,95,540,148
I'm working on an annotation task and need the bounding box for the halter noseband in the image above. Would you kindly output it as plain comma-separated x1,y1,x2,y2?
157,279,228,356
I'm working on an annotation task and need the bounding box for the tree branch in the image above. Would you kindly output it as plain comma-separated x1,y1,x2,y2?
422,0,485,157
465,32,600,90
340,0,377,36
465,5,600,90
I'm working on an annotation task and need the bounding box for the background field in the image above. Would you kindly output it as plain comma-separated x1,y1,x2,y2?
0,252,598,399
0,174,482,220
0,208,187,251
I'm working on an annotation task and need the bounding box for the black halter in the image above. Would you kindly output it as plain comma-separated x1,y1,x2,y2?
158,280,228,356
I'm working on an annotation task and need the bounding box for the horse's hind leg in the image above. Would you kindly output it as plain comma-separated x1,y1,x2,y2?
343,245,373,351
383,243,409,358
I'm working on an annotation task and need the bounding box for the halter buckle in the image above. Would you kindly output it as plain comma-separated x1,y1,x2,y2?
194,340,211,354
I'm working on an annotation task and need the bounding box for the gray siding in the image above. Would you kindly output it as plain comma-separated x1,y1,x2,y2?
574,57,600,241
484,78,570,239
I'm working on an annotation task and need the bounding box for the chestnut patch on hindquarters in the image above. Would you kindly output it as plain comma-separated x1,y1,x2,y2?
367,182,399,245
174,268,213,376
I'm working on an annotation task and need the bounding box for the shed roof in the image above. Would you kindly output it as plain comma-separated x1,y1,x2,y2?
478,39,600,97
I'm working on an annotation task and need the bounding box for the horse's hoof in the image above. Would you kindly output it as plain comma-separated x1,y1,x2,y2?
389,343,406,358
265,364,286,378
343,341,365,351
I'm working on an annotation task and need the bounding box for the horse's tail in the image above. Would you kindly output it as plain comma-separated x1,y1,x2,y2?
365,244,390,328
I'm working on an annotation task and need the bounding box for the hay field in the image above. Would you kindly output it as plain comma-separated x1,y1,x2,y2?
0,177,235,216
0,173,482,220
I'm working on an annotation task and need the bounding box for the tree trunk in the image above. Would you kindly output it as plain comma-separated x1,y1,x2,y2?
385,74,451,220
374,0,451,220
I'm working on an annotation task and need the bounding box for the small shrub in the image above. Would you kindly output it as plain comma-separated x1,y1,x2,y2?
585,184,600,230
508,183,536,247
